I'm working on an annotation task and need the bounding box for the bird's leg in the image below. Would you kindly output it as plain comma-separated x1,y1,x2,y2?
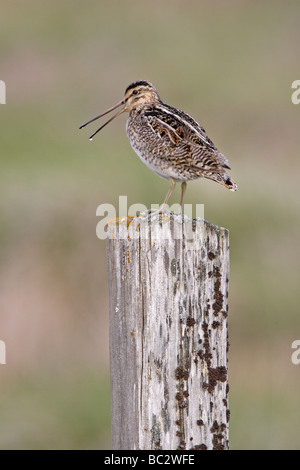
179,181,187,213
159,177,176,212
141,178,176,219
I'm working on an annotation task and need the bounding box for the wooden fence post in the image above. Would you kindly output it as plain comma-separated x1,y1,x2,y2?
106,214,230,450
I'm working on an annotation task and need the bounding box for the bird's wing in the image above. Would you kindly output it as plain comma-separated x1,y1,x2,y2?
143,106,187,146
144,105,230,170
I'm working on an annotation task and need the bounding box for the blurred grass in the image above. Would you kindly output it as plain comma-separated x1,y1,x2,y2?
0,0,300,449
0,371,111,450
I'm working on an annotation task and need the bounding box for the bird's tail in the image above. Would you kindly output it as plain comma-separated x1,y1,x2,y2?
222,175,238,191
216,173,238,192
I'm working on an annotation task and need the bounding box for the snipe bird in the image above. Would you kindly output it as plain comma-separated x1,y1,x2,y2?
80,80,237,209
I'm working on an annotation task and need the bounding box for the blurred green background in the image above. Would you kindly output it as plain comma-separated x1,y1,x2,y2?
0,0,300,450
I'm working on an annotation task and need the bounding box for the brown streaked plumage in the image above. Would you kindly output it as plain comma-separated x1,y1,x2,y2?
80,80,237,209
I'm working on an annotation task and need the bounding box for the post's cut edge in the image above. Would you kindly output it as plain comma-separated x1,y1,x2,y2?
105,212,229,238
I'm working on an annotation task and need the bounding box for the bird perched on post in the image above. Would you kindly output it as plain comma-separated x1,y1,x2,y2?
80,80,237,209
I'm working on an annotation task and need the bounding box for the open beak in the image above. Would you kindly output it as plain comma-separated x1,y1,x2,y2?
79,99,125,140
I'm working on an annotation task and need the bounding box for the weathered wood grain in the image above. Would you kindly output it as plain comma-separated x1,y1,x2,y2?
106,213,230,450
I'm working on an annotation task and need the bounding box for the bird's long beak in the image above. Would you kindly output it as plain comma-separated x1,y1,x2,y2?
79,99,125,140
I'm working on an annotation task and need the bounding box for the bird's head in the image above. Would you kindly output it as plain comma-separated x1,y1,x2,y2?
123,80,160,111
79,80,160,140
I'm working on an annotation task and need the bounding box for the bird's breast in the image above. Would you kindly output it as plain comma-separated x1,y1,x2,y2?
125,114,188,182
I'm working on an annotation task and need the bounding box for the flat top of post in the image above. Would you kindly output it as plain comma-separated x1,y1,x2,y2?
106,212,228,239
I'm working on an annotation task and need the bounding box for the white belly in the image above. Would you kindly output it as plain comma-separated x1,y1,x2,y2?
127,126,186,182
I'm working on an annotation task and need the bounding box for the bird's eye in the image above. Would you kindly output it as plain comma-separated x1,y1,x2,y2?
132,90,138,95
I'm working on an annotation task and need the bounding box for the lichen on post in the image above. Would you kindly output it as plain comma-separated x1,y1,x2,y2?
106,213,230,450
